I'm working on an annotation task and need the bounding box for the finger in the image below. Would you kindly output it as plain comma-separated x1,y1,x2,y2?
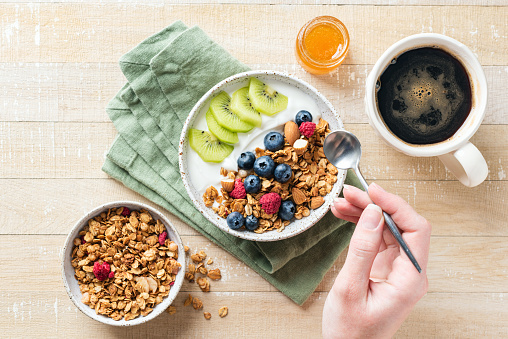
342,185,372,209
338,204,385,297
333,197,364,218
369,183,432,271
330,203,360,224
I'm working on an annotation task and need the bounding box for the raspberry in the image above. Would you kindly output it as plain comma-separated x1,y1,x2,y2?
121,207,130,216
159,231,167,246
93,261,111,281
108,271,115,279
299,122,316,138
230,179,246,199
259,192,281,215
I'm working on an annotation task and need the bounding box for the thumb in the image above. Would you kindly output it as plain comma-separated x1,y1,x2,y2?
340,204,384,292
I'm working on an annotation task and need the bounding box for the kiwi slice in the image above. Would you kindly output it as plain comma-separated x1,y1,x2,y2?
188,128,234,163
209,91,254,133
230,87,263,127
248,77,288,116
206,109,239,144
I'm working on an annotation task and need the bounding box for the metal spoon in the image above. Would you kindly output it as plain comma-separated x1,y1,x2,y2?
324,130,421,273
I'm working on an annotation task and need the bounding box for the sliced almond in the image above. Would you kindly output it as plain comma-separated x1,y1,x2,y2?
221,178,235,192
292,187,307,205
284,121,300,146
310,196,325,209
293,139,308,155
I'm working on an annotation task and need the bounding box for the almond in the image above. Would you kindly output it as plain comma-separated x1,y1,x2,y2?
284,121,300,146
221,178,235,192
292,187,307,205
310,196,325,209
293,139,308,155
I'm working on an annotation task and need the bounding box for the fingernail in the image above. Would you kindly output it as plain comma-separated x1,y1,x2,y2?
334,197,341,203
371,183,385,191
362,204,383,229
343,184,352,191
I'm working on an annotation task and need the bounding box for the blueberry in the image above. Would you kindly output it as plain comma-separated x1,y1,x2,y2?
245,215,259,231
244,175,261,194
274,164,292,183
295,110,313,126
264,132,285,152
226,212,245,230
237,151,256,170
279,200,296,221
253,155,275,178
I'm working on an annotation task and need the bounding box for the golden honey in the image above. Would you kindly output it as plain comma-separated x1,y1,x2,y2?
296,16,350,75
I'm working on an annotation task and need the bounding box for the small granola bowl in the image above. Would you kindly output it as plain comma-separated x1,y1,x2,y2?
61,201,185,326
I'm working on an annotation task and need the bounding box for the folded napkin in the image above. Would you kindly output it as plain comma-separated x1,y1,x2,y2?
103,21,361,305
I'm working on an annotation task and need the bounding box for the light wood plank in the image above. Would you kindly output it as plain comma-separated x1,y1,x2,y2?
0,4,507,65
1,1,507,6
0,179,506,236
0,289,507,338
3,234,508,293
1,122,505,181
1,63,507,124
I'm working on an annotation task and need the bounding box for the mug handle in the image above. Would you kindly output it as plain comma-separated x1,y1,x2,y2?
437,142,488,187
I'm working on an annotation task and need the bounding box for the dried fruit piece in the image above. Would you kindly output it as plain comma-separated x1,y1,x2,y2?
259,193,281,215
299,121,316,138
121,207,131,216
158,231,167,245
92,261,110,281
230,179,246,199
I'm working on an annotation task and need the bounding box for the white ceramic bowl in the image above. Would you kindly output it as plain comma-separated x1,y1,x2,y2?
179,70,346,242
61,201,185,326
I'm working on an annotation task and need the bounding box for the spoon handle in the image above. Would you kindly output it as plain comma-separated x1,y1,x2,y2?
353,167,422,273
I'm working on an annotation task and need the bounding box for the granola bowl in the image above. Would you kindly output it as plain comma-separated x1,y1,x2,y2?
61,201,185,326
179,70,347,242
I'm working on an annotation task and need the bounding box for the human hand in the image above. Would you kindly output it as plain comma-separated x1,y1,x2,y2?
322,183,431,339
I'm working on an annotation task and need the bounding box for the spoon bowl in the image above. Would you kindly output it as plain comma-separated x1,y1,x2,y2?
324,130,362,171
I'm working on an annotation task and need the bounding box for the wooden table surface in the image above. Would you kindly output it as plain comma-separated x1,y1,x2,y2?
1,1,507,338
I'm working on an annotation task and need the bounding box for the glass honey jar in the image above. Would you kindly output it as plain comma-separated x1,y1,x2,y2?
295,16,350,75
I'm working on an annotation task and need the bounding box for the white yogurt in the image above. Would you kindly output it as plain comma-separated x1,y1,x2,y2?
188,78,321,194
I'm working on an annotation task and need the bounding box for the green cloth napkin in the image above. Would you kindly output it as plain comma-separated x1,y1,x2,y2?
102,21,361,305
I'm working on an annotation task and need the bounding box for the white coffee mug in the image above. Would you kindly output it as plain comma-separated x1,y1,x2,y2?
365,33,488,187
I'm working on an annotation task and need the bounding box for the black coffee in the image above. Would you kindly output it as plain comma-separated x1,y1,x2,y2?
376,47,472,144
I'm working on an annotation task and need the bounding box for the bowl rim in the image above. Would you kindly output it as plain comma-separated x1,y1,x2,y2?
178,70,346,242
61,200,185,326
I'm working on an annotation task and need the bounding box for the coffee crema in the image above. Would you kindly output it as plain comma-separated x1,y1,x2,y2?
376,47,472,145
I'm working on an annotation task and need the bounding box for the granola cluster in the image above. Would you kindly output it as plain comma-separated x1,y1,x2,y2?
71,207,182,321
203,118,338,233
167,246,227,320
